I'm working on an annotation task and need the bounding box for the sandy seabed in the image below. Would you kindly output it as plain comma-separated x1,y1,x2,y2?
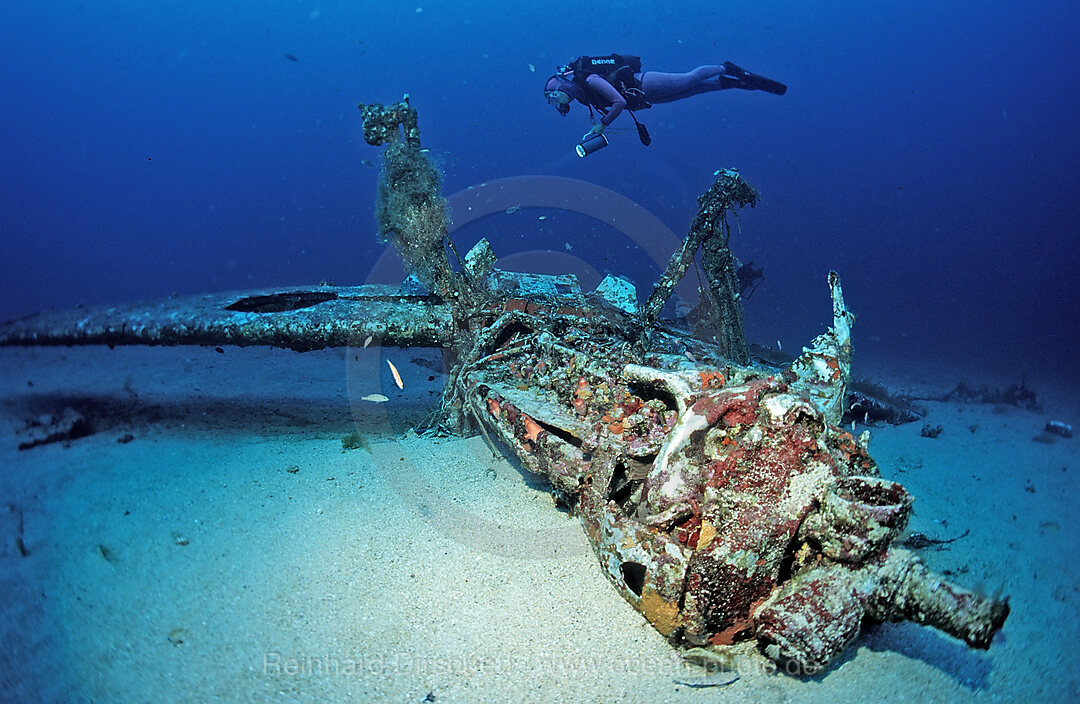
1,344,1077,703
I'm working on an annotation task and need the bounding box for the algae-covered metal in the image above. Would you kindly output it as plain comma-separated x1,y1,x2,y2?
457,266,1007,672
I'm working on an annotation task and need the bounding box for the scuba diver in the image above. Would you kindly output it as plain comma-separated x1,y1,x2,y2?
544,54,786,156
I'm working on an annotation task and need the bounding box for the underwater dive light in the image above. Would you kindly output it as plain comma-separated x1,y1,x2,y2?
576,133,609,158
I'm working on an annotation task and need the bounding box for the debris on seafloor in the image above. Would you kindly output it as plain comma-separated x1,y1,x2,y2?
341,432,370,452
16,407,92,450
167,627,189,646
920,423,944,439
1045,420,1073,438
926,378,1040,410
0,96,1010,676
4,503,29,557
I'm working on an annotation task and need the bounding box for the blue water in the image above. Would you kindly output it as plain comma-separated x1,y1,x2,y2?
2,1,1078,376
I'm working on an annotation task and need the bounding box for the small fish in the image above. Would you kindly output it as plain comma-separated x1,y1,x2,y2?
363,335,373,348
505,205,521,214
776,339,782,351
528,63,536,72
537,215,547,221
360,159,376,168
361,393,389,403
284,53,299,62
684,350,697,362
387,359,404,389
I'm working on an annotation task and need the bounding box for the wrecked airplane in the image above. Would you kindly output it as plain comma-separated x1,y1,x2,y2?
0,97,1008,674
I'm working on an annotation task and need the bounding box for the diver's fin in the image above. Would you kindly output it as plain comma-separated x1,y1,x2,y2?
722,62,787,95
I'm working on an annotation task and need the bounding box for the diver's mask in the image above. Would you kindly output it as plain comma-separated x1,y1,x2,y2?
545,88,571,116
545,73,573,116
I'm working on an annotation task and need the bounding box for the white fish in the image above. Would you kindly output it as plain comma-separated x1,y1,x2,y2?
777,339,782,351
387,359,404,389
361,394,389,403
505,205,521,214
363,335,373,348
528,63,536,72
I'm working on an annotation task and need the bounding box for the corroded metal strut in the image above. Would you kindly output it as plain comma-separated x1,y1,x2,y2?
643,168,758,364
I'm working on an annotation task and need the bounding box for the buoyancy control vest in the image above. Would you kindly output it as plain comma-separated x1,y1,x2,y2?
568,54,652,112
